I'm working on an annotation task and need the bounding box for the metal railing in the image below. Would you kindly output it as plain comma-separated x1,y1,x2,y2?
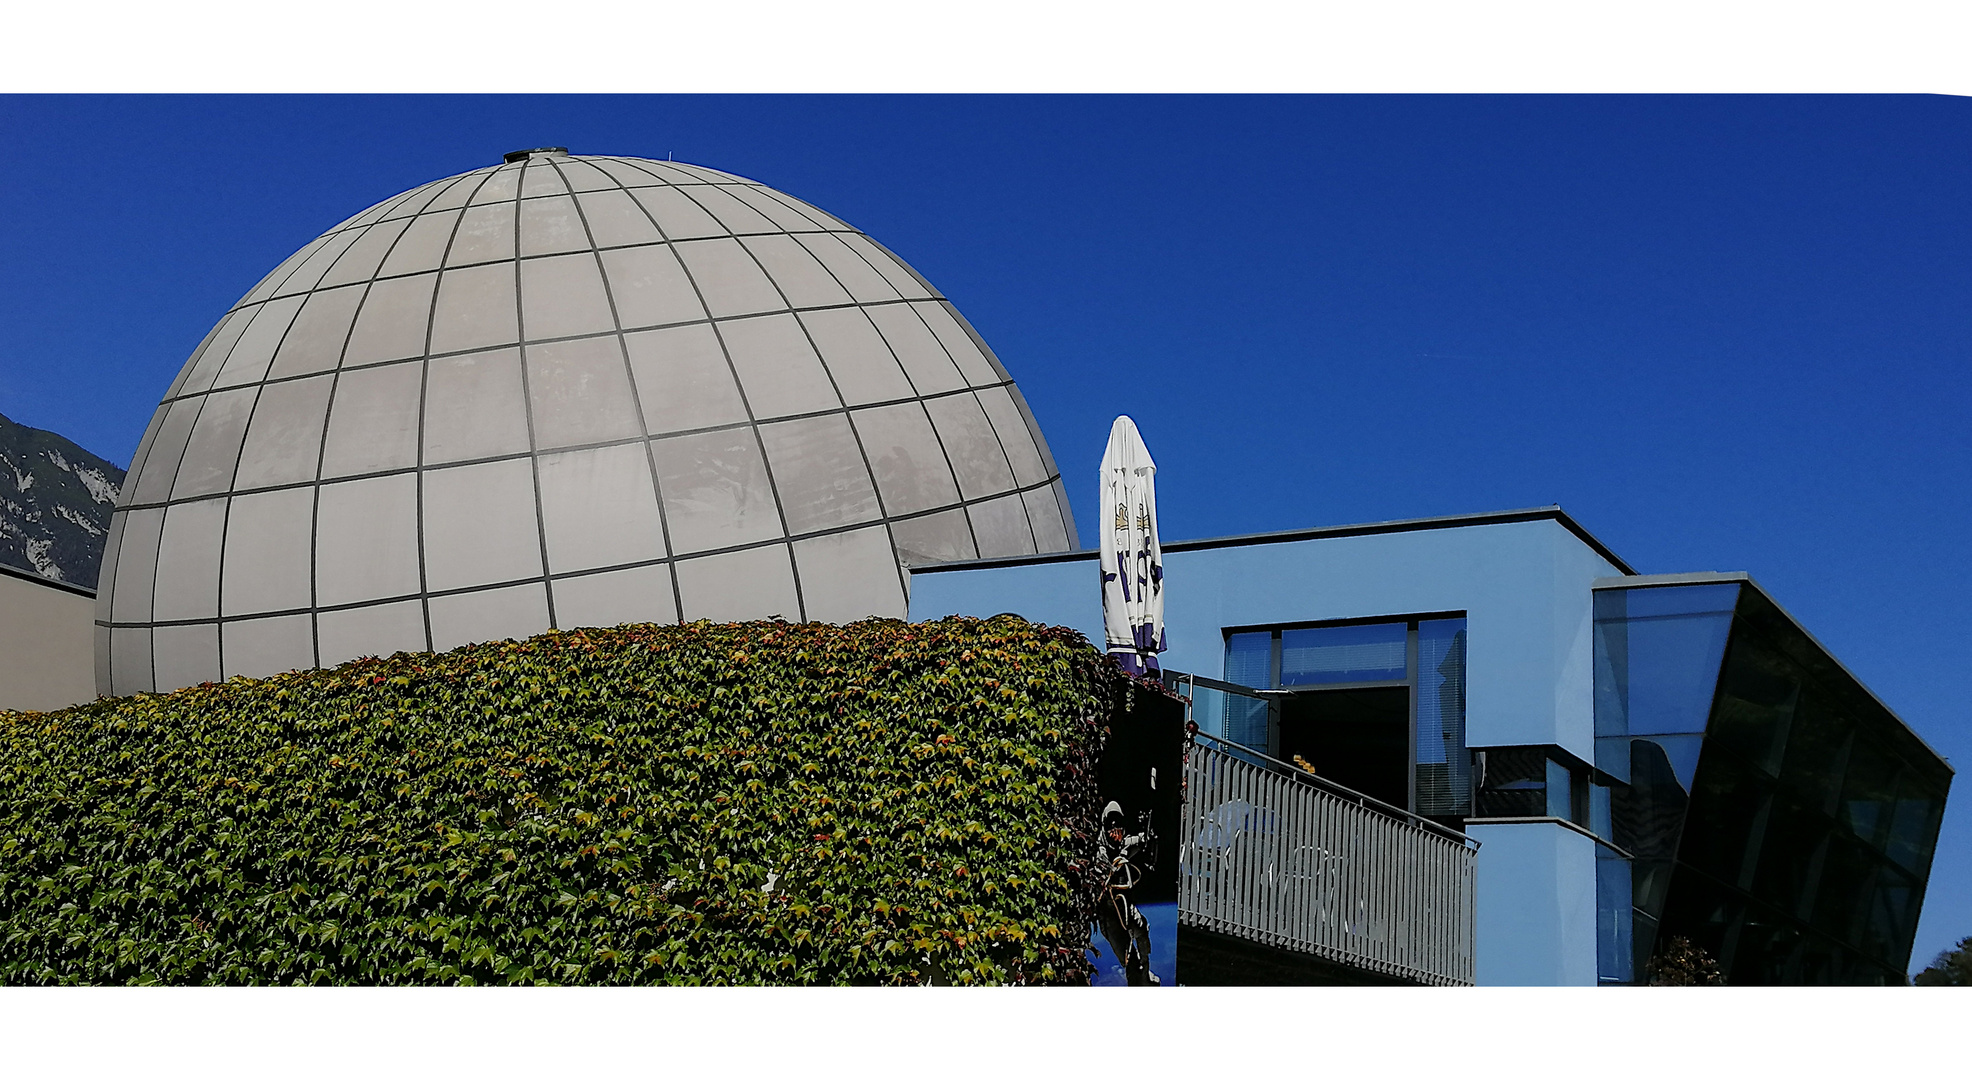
1179,731,1480,986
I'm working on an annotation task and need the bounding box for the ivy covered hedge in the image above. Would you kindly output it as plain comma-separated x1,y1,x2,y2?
0,616,1130,985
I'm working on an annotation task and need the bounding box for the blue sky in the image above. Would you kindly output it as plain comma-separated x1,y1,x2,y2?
1,94,1966,974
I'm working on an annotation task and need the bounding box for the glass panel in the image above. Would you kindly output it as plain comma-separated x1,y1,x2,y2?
219,487,314,616
601,245,707,330
795,233,899,302
888,509,976,566
1681,751,1773,888
684,185,779,234
865,304,965,394
430,264,518,356
1838,735,1900,849
444,202,517,267
974,386,1049,488
1475,748,1546,818
172,387,258,499
315,474,421,607
234,374,332,491
423,347,530,465
220,613,314,680
152,623,220,694
1280,622,1407,685
109,507,165,623
1593,585,1735,737
1710,630,1801,776
153,497,227,622
1751,791,1830,918
428,582,550,653
212,294,305,388
1415,618,1470,817
1022,486,1070,553
577,190,663,249
318,217,412,288
912,301,1002,386
536,443,666,574
793,526,906,623
319,362,423,479
523,335,643,450
1224,631,1272,688
799,307,915,406
850,402,961,515
376,209,462,278
967,494,1036,559
551,564,677,630
922,393,1016,500
1597,848,1635,983
1613,737,1691,867
624,324,748,436
109,626,152,697
673,238,784,318
741,234,851,308
317,598,427,667
1811,836,1877,942
130,397,204,504
674,544,798,622
631,187,727,240
837,234,935,299
1546,758,1576,820
519,195,591,257
268,284,365,379
421,458,543,592
1884,774,1943,874
345,272,439,365
757,413,880,535
647,428,784,554
720,313,841,420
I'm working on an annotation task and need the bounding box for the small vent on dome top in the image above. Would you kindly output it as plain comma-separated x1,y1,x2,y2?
504,147,569,163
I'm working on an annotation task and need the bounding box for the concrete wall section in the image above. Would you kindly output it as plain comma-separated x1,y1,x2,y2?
1469,821,1600,985
0,566,98,712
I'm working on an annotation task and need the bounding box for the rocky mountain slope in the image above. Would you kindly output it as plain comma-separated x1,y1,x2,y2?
0,412,125,589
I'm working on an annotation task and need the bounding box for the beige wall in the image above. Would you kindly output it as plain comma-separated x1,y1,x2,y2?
0,567,98,712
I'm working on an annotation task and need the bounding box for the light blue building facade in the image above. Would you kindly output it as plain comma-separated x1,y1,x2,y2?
907,506,1950,985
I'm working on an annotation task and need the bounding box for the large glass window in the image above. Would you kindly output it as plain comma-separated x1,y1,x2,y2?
1223,615,1468,822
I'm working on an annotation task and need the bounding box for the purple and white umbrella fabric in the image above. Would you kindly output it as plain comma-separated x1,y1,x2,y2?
1099,416,1164,675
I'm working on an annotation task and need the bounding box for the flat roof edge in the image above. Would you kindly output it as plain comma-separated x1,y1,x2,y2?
911,505,1637,576
0,559,96,599
1593,571,1750,590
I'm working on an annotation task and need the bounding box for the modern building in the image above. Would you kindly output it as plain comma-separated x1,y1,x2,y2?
0,562,98,712
75,148,1951,985
910,506,1952,985
96,149,1074,696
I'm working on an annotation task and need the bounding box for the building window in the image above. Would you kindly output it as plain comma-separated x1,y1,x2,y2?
1222,615,1468,826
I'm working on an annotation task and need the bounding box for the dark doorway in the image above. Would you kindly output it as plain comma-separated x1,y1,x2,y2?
1278,687,1410,810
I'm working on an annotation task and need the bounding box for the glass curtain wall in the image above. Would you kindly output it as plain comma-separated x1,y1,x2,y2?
1594,581,1952,985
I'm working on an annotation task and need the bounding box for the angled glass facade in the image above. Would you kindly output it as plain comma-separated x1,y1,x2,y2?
1595,579,1952,984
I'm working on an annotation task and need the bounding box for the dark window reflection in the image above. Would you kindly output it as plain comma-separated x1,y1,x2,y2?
1594,580,1951,985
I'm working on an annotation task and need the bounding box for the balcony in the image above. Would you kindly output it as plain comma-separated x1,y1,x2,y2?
1172,676,1480,986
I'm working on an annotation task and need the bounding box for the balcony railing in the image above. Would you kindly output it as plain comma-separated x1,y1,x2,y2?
1178,728,1480,986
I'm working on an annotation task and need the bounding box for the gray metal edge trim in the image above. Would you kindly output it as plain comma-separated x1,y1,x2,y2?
0,559,97,598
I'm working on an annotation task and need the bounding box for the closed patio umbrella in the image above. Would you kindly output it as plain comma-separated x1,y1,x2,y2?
1099,416,1165,675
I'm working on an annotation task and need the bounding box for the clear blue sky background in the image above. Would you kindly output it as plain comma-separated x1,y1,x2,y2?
1,94,1965,975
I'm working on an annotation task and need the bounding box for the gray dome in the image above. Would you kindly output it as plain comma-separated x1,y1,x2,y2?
96,150,1075,696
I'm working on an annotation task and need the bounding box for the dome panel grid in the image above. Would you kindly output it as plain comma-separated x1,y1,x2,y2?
98,153,1075,695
